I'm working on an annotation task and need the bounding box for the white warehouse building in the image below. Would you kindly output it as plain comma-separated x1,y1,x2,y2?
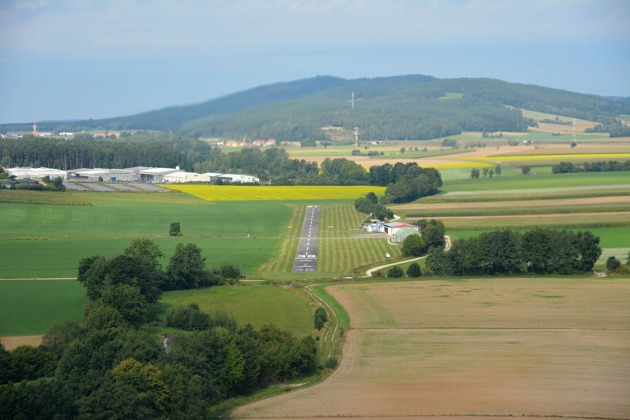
6,167,68,180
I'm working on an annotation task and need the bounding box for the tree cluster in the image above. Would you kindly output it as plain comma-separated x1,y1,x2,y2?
1,239,317,418
195,147,319,185
551,160,630,174
77,240,241,327
426,228,601,276
400,219,446,257
368,163,442,203
354,191,393,221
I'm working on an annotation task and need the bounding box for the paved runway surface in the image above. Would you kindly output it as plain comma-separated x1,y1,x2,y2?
292,205,320,272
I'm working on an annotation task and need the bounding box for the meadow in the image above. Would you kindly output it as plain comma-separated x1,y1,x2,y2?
234,277,630,419
160,283,313,336
0,192,293,278
0,280,86,336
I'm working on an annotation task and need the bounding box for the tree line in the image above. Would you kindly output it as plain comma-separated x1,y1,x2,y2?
426,228,601,276
551,160,630,174
0,135,211,170
0,239,318,418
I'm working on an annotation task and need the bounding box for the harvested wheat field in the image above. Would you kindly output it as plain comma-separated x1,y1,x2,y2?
233,278,630,419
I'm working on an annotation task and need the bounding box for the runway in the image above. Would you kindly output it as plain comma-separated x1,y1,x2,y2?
292,205,320,272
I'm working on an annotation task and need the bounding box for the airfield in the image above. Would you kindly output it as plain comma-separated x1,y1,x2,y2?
1,128,630,418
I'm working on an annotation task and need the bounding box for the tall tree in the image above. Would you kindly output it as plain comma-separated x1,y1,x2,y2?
165,243,209,290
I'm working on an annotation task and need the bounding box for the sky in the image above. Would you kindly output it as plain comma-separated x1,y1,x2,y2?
1,0,629,124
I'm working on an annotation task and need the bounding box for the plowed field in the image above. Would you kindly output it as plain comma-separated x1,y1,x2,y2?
233,278,630,419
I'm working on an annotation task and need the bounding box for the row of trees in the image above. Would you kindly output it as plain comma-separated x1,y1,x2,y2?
470,164,502,179
0,135,211,170
1,239,317,418
552,160,630,174
426,228,601,276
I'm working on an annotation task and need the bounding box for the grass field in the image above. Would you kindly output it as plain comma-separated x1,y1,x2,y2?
0,192,293,278
160,284,313,336
234,277,630,419
0,280,86,336
441,171,630,193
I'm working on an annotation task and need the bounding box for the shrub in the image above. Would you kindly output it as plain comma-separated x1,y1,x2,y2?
325,357,338,369
406,263,422,278
314,307,327,330
387,266,404,278
606,256,621,273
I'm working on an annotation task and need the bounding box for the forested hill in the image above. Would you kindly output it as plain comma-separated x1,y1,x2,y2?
6,75,630,141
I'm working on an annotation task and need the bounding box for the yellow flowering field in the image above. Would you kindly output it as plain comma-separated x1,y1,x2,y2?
161,184,387,201
479,153,630,162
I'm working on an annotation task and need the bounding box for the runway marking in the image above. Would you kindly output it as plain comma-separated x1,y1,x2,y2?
292,205,320,272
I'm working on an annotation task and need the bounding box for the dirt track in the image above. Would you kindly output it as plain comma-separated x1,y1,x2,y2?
232,278,630,419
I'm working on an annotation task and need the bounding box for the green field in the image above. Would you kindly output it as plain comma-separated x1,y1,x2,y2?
442,172,630,193
0,192,293,278
160,284,313,336
0,280,87,335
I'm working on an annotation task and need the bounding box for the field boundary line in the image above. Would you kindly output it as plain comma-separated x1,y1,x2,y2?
305,284,339,360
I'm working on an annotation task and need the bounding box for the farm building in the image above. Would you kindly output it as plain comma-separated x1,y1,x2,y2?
394,228,421,243
382,222,420,238
6,167,67,180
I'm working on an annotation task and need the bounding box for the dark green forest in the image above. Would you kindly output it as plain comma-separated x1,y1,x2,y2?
3,75,628,141
426,228,602,276
0,135,211,170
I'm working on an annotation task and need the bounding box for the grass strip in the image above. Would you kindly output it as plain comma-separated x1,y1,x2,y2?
406,205,630,218
422,190,630,203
